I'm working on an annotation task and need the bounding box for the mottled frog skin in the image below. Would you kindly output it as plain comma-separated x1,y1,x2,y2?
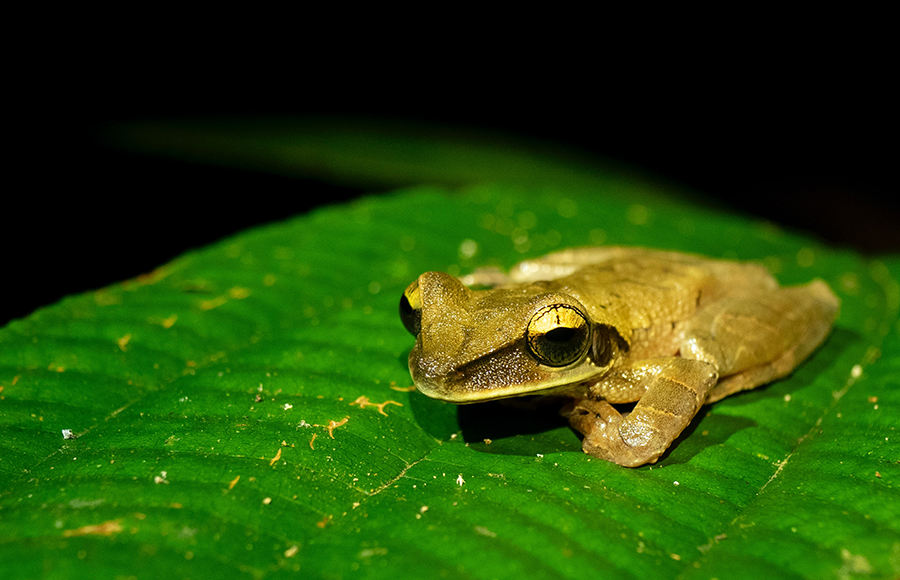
400,247,838,467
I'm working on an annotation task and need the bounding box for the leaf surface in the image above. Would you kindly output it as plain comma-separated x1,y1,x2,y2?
2,122,898,579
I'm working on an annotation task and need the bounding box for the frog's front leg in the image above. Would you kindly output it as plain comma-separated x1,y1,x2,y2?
562,358,717,467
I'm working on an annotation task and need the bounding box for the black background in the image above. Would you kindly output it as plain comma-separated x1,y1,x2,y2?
6,34,896,327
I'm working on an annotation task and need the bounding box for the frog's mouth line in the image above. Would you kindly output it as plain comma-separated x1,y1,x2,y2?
415,379,590,404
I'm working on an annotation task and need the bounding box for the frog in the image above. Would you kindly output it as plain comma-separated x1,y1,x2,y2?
399,246,839,467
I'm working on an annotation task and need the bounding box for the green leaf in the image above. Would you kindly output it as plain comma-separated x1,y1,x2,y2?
3,122,898,580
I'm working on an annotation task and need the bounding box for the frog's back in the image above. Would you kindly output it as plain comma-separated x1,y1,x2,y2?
539,248,777,359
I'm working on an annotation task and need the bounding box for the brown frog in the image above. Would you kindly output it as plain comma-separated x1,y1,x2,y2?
400,247,839,467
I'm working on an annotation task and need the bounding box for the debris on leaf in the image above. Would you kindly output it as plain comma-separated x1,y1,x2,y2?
63,520,123,537
269,448,282,466
319,417,349,439
350,396,402,416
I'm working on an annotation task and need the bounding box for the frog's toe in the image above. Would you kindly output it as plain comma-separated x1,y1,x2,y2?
583,429,664,467
562,400,661,467
561,399,619,435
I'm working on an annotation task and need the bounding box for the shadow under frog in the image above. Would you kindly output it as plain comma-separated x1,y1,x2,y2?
406,326,855,464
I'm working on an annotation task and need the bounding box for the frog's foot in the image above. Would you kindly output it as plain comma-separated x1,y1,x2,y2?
562,399,665,467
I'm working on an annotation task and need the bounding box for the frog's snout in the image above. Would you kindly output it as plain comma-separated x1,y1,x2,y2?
408,344,477,403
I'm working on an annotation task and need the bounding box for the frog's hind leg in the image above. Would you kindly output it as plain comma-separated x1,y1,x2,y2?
563,357,719,467
680,280,839,403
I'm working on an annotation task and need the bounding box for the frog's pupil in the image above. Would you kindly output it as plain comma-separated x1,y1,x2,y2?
545,327,576,343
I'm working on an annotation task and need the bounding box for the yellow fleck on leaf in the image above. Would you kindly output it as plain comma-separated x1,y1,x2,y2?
390,384,417,392
350,396,403,416
161,315,178,328
63,520,123,537
284,545,299,558
840,549,873,575
316,515,333,528
228,475,240,490
117,334,132,352
670,553,681,561
229,287,251,299
200,295,228,310
269,448,283,466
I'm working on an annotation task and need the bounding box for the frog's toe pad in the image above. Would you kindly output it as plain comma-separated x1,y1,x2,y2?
562,399,662,467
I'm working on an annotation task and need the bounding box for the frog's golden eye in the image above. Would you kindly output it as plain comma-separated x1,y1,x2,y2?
399,280,422,336
526,304,591,367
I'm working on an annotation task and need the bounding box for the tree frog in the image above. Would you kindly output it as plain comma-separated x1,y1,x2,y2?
400,247,839,467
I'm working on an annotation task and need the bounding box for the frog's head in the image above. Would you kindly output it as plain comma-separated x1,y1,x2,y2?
399,271,627,403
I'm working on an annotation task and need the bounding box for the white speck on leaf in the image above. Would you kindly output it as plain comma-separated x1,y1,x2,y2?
474,526,496,538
